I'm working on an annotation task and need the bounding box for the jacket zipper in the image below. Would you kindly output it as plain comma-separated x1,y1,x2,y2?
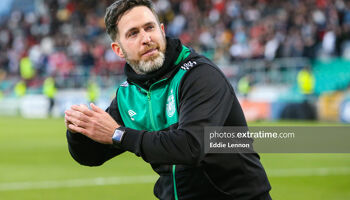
145,79,168,130
147,91,157,130
136,80,179,199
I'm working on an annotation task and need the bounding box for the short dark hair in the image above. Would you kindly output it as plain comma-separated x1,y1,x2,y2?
104,0,159,41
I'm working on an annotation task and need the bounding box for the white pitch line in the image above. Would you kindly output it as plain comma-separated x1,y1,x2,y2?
267,167,350,177
1,167,350,191
0,175,158,191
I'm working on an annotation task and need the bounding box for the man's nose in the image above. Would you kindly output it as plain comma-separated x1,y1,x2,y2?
140,29,152,45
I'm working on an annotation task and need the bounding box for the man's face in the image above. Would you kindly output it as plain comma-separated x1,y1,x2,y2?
111,6,166,74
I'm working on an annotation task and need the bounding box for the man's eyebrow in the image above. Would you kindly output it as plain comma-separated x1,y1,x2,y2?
143,22,156,27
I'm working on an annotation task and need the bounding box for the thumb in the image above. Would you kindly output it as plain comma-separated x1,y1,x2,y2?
90,103,104,113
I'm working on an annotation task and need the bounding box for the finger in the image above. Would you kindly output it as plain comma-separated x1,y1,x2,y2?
65,115,89,128
71,105,94,117
65,113,75,123
64,115,71,124
65,114,77,126
65,109,74,117
68,124,87,135
65,110,90,123
65,116,78,133
80,104,89,109
90,103,104,113
65,109,79,117
64,113,75,124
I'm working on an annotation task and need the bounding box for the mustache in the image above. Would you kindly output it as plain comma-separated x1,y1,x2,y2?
140,46,159,55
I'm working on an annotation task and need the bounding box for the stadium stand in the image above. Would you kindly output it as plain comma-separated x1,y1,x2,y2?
0,0,350,121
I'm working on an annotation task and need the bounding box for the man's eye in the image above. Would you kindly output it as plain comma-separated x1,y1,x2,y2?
128,31,138,37
145,25,154,31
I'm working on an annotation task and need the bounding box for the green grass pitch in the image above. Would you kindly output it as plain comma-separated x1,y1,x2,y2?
0,116,350,200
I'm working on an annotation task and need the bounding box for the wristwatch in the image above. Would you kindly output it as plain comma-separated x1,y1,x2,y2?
112,127,126,145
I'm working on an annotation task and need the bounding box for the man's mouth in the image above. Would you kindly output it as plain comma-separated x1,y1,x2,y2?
142,48,158,57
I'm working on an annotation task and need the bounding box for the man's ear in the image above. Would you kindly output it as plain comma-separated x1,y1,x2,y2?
160,23,165,36
111,42,125,58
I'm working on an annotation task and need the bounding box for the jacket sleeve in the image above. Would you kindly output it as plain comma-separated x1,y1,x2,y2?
66,97,125,166
118,64,247,165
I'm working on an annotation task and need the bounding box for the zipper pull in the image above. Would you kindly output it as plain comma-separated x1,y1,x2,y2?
147,92,151,100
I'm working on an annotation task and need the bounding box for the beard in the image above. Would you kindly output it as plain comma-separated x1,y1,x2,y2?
125,51,165,75
120,37,166,75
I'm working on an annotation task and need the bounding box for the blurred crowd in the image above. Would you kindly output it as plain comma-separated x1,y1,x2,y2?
0,0,350,88
165,0,350,61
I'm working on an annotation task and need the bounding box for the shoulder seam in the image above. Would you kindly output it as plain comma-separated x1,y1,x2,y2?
178,58,236,97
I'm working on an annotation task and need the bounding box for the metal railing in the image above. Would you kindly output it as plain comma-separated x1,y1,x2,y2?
223,57,311,86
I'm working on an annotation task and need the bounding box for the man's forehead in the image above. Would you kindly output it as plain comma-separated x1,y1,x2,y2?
117,6,158,33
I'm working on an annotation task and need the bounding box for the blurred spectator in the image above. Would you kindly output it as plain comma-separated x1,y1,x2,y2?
42,76,57,116
87,79,99,104
81,43,95,77
238,74,251,97
14,80,26,97
19,56,35,80
297,66,315,96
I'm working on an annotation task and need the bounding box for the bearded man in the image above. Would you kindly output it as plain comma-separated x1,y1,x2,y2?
65,0,272,199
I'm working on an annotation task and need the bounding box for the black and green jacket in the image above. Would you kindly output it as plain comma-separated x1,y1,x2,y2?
67,38,271,200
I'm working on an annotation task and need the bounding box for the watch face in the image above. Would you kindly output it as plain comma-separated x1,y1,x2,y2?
112,129,124,143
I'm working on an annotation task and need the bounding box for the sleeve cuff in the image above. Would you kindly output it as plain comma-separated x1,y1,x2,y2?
119,128,145,156
66,130,98,145
66,130,87,141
